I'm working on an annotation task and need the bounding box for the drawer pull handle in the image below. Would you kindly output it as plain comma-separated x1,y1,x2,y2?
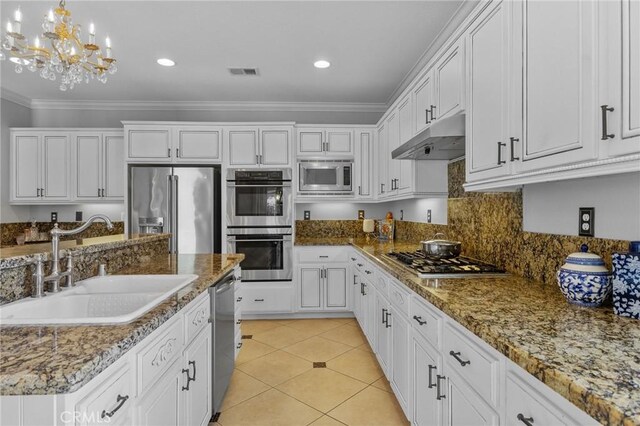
601,105,615,140
254,298,265,302
436,375,446,400
350,257,356,261
101,394,129,419
413,315,427,326
357,263,364,267
382,308,387,325
449,351,471,367
365,270,372,275
517,414,534,426
237,342,243,349
236,319,242,324
236,297,243,302
497,141,506,165
385,311,391,328
319,255,329,258
428,365,437,389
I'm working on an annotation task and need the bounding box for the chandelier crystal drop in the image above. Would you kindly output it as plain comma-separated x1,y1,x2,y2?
1,0,117,91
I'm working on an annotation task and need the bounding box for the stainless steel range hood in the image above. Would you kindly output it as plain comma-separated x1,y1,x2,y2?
392,114,465,160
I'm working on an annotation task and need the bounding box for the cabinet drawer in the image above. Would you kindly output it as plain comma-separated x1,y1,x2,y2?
76,365,132,426
242,284,293,313
297,247,349,263
388,279,410,317
184,294,210,346
138,317,184,394
443,322,500,406
410,297,441,349
373,270,388,297
506,372,567,426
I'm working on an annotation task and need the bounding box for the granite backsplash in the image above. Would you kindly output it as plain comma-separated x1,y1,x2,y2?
0,221,125,247
296,160,630,287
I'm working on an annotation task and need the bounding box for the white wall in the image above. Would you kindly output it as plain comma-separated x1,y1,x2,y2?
0,98,32,223
523,172,640,241
296,197,448,224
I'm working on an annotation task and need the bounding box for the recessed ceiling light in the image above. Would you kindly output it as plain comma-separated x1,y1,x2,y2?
314,60,331,69
157,58,175,67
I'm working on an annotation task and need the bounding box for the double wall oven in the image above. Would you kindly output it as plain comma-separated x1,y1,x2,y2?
226,169,293,282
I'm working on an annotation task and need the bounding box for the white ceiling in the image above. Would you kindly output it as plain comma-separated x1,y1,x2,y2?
0,1,465,108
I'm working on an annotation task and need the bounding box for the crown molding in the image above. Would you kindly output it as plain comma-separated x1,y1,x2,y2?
27,98,387,113
0,88,31,108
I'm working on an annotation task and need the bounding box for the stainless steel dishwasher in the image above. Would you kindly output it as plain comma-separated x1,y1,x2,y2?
209,272,237,415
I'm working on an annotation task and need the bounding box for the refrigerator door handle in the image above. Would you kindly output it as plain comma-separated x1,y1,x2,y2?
172,175,179,254
167,175,175,253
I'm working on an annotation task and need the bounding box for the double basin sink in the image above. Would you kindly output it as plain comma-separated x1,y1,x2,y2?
0,274,198,326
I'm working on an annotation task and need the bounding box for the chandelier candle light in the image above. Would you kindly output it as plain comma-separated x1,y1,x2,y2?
1,0,117,91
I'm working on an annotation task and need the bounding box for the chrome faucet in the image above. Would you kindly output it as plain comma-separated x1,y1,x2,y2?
32,214,114,297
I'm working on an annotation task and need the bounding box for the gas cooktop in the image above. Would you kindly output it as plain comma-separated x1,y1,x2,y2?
384,250,506,279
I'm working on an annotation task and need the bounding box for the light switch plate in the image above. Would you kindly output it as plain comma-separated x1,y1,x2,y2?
578,207,595,237
427,210,432,223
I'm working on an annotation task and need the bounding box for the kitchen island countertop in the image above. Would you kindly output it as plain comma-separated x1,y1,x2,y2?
0,253,244,396
296,237,640,426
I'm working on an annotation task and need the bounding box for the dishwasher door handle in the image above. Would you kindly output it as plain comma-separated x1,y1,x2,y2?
215,282,234,294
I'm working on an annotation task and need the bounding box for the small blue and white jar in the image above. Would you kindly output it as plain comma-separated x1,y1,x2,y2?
557,244,612,307
612,242,640,319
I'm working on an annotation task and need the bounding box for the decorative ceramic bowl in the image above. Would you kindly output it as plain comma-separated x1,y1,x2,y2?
557,244,612,307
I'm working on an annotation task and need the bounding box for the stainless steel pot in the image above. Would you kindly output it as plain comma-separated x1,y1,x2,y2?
420,233,462,259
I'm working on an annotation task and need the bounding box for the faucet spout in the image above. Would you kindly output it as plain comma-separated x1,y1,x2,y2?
51,214,114,237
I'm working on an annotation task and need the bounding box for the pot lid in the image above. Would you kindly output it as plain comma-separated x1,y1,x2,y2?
561,244,609,274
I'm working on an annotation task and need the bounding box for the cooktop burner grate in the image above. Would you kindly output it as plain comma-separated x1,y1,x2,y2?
384,250,505,277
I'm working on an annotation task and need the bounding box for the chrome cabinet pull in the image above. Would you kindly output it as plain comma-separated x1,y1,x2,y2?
254,298,265,302
436,375,446,400
425,109,431,124
517,414,535,426
449,350,471,366
101,394,129,419
430,105,437,121
428,365,437,388
497,142,506,165
167,148,171,157
413,315,427,326
382,308,387,324
385,311,391,328
510,137,520,161
601,105,615,140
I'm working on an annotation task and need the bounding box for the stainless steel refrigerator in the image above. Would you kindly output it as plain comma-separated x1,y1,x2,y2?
128,165,221,253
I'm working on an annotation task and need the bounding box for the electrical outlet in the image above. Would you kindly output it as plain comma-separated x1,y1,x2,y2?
578,207,595,237
358,210,365,220
51,212,58,223
75,211,83,221
304,210,311,220
427,209,432,223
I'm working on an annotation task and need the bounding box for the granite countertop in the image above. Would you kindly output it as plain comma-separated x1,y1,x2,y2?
0,234,168,268
297,237,640,426
0,253,244,396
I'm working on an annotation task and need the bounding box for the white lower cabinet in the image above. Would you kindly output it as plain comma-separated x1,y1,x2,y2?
136,357,183,426
182,327,213,426
389,306,411,417
445,369,499,426
296,247,350,312
412,333,442,426
373,287,391,375
241,282,294,314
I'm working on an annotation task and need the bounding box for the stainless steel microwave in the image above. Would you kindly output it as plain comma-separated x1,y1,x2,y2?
298,160,353,194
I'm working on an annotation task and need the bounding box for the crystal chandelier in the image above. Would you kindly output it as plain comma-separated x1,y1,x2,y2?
0,0,117,91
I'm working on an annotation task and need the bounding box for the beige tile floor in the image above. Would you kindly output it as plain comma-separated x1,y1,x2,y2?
211,318,410,426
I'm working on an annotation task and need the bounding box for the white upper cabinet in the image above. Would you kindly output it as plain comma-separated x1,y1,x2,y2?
413,68,436,134
10,131,72,203
74,131,125,201
297,127,354,157
355,129,373,199
175,127,222,163
513,0,599,172
227,126,292,167
466,0,514,182
376,123,389,198
386,111,400,195
126,126,172,162
434,39,465,122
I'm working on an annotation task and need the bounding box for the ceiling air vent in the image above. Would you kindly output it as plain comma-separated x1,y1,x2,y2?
228,67,259,76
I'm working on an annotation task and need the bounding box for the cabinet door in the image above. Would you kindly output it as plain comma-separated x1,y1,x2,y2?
414,69,435,134
386,112,399,194
299,267,322,309
376,124,388,197
513,0,599,171
75,134,103,200
445,370,499,426
298,130,324,155
260,128,290,166
326,267,347,309
465,0,513,182
176,128,222,163
12,134,40,200
435,40,464,121
127,127,172,161
42,134,70,200
136,358,182,426
397,96,414,193
326,129,353,155
352,271,362,323
355,130,372,198
183,327,212,426
103,133,125,199
374,291,391,374
413,334,442,426
364,280,378,350
390,308,411,415
228,128,259,166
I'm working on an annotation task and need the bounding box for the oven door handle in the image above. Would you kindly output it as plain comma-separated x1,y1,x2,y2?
227,238,292,243
226,183,291,188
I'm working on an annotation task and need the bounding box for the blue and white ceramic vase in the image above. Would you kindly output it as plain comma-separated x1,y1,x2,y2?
556,244,612,307
612,242,640,319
